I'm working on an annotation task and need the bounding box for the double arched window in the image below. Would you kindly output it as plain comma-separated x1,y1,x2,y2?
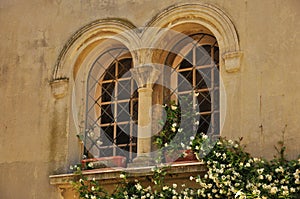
84,33,220,163
51,3,241,165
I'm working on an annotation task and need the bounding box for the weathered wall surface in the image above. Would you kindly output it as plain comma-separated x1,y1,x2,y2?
0,0,299,198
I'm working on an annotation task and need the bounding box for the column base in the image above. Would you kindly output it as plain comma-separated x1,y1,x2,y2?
127,155,155,168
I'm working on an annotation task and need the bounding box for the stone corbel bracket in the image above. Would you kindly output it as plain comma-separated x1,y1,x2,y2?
50,78,69,99
222,51,243,73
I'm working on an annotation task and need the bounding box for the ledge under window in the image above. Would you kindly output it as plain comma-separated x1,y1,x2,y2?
49,162,206,199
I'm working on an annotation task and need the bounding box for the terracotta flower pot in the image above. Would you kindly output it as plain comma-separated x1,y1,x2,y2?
81,156,127,169
164,149,197,163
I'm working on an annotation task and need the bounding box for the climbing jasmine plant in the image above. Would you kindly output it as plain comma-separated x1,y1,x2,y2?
71,135,300,199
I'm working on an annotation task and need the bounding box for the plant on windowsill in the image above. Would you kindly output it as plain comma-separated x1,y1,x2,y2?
153,96,198,163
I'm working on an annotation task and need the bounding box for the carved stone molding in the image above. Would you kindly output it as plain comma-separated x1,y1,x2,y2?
50,78,69,99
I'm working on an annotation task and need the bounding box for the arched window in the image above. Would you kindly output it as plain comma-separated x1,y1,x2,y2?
85,47,138,162
164,33,220,137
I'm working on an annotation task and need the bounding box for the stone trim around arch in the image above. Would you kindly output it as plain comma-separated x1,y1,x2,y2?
146,3,243,73
51,18,138,82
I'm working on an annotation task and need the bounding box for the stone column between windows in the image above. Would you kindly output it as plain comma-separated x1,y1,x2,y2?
129,65,160,167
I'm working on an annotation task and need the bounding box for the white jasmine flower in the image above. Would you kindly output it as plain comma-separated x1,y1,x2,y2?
178,128,183,133
257,168,264,174
88,131,94,137
135,183,142,191
171,127,176,132
270,187,278,194
290,187,296,192
120,174,126,179
172,123,177,127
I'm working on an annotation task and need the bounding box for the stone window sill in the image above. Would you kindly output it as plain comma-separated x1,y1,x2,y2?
49,162,206,198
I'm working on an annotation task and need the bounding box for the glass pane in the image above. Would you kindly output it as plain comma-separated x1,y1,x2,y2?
102,125,114,145
116,146,130,156
178,70,193,91
117,80,131,100
118,58,132,78
116,102,130,122
103,63,116,80
196,68,211,89
179,52,193,69
197,91,211,112
101,82,115,102
131,99,138,121
116,124,130,144
197,114,211,135
100,104,114,124
196,45,211,66
213,46,219,64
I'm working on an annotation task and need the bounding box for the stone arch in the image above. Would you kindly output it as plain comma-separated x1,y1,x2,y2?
145,3,242,73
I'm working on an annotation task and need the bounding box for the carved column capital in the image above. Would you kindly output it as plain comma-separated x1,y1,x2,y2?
130,65,161,88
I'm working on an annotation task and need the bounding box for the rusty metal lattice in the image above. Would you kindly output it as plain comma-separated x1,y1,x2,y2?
165,33,220,137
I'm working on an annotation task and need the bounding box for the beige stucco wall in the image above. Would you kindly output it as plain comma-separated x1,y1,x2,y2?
0,0,300,198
